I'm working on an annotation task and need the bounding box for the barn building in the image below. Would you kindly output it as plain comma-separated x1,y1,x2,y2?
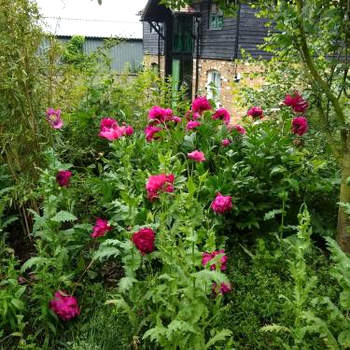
141,0,271,114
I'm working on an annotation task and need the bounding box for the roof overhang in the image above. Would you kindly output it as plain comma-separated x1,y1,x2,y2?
141,0,200,22
141,0,172,22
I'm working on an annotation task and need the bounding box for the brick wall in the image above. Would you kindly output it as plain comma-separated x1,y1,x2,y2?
144,55,264,122
193,59,264,121
143,54,166,77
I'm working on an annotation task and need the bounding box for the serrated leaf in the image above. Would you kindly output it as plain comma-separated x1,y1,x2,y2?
338,329,350,348
270,165,286,176
260,324,290,333
143,326,166,342
1,215,18,229
167,320,198,337
340,290,350,310
11,298,24,310
93,247,120,262
51,211,77,222
21,257,50,272
205,329,232,349
264,209,283,221
118,277,137,293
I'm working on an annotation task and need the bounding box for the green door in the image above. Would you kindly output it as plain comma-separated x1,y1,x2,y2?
172,59,180,102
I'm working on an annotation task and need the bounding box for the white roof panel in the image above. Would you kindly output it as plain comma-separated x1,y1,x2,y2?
41,17,142,39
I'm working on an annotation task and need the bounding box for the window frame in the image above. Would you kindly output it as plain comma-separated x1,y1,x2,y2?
206,69,222,107
208,2,224,30
149,22,163,34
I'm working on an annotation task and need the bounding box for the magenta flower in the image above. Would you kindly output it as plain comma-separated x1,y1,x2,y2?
164,108,173,119
148,106,173,124
46,108,63,129
212,282,232,295
132,227,155,255
292,116,308,136
191,96,212,114
188,150,206,162
49,291,80,321
146,174,175,201
185,110,201,121
186,120,201,130
125,125,134,136
56,170,72,187
221,139,231,147
91,218,112,239
211,192,232,214
284,91,309,113
247,106,263,119
232,124,246,135
100,118,117,131
148,106,164,123
212,108,231,125
171,116,182,123
144,125,162,142
99,118,125,141
202,250,227,271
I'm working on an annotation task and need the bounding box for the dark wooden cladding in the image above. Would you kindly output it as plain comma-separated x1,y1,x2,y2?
198,1,272,60
143,21,164,55
142,0,272,60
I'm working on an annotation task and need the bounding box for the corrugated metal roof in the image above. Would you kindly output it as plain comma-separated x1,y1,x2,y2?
41,36,144,72
41,17,143,39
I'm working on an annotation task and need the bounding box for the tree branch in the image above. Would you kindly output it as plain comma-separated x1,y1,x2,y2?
295,0,346,129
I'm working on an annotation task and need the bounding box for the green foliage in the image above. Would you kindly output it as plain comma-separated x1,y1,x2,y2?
1,1,347,347
15,151,92,342
261,205,318,348
62,36,86,67
0,238,26,337
0,0,50,203
260,206,350,349
301,238,350,349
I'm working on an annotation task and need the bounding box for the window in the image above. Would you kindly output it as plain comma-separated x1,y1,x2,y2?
150,22,163,34
209,3,223,30
206,70,221,106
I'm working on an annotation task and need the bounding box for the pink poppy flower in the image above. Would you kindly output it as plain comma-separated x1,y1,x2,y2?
146,174,175,201
284,91,309,113
191,96,212,114
91,218,112,239
232,124,246,135
247,106,263,119
188,150,206,162
132,227,155,255
185,110,201,121
49,291,80,321
212,108,231,125
163,108,173,120
211,192,232,214
99,118,124,141
56,170,72,187
202,250,227,271
221,139,231,147
186,120,201,130
291,116,308,136
171,116,182,123
212,282,232,295
46,108,63,129
125,125,134,136
144,125,162,142
148,106,173,123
